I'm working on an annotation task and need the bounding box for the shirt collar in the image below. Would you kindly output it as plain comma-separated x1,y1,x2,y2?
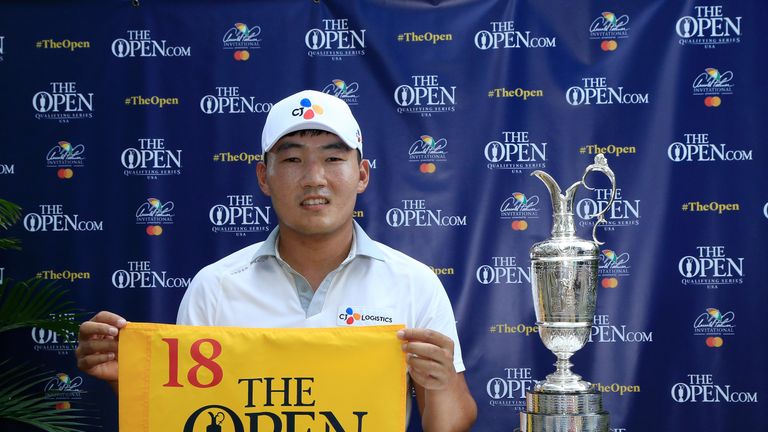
251,221,385,263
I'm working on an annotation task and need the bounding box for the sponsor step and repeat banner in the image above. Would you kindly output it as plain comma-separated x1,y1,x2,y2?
0,1,766,431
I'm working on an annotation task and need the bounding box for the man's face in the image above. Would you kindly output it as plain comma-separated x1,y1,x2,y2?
256,132,369,239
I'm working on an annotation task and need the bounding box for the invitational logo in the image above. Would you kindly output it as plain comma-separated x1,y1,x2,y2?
122,138,183,178
23,204,103,232
46,141,84,179
567,77,649,105
476,256,530,285
484,131,547,173
200,87,272,114
31,314,76,355
692,68,734,107
598,249,630,288
500,192,540,231
576,188,640,230
136,198,174,236
33,82,94,122
590,314,652,343
394,75,456,116
671,374,757,403
679,245,744,289
111,30,191,57
409,135,447,174
693,308,735,348
337,307,393,326
44,373,85,403
112,260,190,289
486,367,535,409
474,21,556,50
668,133,752,162
385,199,467,228
210,195,272,235
676,5,741,48
223,22,261,61
321,79,359,106
305,18,365,59
589,12,630,51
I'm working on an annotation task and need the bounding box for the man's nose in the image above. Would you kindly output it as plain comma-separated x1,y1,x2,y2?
300,159,327,188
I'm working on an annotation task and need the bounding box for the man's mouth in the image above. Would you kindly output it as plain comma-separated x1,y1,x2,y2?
301,198,329,206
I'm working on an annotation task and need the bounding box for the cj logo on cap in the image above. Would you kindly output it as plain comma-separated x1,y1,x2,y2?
291,98,325,120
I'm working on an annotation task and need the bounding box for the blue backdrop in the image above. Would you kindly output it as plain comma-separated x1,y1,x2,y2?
1,1,766,431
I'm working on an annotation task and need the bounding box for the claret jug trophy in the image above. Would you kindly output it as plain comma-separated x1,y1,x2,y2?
519,154,616,432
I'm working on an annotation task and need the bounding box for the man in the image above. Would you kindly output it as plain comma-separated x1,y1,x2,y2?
76,90,477,431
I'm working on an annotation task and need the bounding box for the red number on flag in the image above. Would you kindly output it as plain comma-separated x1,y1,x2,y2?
161,338,223,388
188,338,223,388
162,338,182,387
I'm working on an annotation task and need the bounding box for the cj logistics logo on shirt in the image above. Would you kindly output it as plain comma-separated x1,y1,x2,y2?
337,307,394,326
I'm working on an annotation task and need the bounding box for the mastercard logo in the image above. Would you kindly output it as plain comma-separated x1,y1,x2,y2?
55,402,71,410
704,96,721,107
600,40,618,51
233,50,250,61
705,336,724,348
57,168,74,179
419,163,436,173
511,220,528,231
601,277,618,288
146,225,163,236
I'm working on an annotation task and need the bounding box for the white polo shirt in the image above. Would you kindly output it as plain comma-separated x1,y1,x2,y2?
176,221,465,374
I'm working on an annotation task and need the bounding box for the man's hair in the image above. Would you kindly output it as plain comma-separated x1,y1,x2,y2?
263,129,362,165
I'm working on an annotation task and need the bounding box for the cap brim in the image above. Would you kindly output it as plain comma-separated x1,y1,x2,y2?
264,121,358,154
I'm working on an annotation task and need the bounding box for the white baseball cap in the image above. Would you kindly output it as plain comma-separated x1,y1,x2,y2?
261,90,363,156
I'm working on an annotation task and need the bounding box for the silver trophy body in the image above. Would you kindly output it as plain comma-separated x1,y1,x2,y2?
520,154,616,432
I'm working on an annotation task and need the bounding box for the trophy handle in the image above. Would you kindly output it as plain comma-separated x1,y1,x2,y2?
580,154,616,245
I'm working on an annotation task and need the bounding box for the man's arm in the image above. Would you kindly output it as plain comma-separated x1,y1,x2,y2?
75,311,127,394
398,328,477,432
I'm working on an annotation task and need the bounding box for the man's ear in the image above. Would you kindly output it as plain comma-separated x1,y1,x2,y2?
256,161,271,196
357,159,370,193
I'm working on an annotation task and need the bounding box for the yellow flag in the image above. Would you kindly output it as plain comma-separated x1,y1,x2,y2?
119,323,406,432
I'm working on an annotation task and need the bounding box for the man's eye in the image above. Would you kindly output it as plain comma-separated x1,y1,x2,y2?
283,157,301,163
327,157,344,162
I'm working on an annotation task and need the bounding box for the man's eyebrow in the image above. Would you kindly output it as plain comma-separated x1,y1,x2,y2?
272,142,305,153
321,142,351,151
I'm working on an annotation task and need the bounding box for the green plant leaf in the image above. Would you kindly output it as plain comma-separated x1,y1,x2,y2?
0,361,94,432
0,278,83,335
0,237,22,250
0,198,22,230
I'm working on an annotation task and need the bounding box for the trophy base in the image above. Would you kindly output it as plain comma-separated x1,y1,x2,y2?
519,390,609,432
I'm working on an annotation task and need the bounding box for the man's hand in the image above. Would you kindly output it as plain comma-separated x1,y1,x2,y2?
397,328,457,390
397,327,477,432
75,311,127,392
